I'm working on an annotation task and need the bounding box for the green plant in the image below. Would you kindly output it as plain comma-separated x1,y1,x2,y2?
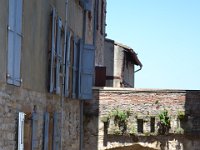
175,127,184,134
129,125,136,135
110,108,131,133
101,115,110,123
177,111,185,120
158,109,170,135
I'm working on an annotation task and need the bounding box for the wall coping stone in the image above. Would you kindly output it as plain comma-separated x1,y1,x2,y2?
93,87,200,93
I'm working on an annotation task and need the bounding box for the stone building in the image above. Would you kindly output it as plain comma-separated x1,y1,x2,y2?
103,39,142,88
0,0,106,149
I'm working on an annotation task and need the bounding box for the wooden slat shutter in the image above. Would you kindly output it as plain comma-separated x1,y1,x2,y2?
18,112,25,150
55,18,62,94
7,0,23,86
79,41,95,100
32,112,39,150
53,112,61,150
64,31,71,97
43,112,50,150
50,8,56,93
72,37,79,99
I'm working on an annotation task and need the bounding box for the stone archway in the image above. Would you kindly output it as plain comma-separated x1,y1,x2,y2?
108,144,157,150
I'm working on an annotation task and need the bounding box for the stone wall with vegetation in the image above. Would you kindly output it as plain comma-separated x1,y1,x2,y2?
0,83,80,150
84,87,200,150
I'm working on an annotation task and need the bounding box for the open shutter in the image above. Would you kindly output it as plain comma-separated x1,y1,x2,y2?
55,18,62,94
18,112,25,150
43,112,49,150
32,112,39,150
53,112,61,150
72,37,79,99
7,0,23,86
79,41,95,100
50,8,56,93
64,31,71,97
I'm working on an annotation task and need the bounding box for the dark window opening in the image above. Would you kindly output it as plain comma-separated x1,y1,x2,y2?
150,117,155,133
137,119,143,133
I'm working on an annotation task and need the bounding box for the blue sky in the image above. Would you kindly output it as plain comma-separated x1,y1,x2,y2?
106,0,200,90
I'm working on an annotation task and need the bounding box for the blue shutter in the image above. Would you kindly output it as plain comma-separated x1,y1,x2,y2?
32,112,39,150
53,112,61,150
79,41,95,100
84,0,92,11
72,37,79,99
7,0,22,86
50,8,56,93
43,112,49,150
79,0,92,11
64,31,71,97
55,18,62,94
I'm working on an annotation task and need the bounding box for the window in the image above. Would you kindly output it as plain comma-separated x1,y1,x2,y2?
64,35,95,100
50,8,95,100
49,8,64,94
7,0,23,86
137,119,144,133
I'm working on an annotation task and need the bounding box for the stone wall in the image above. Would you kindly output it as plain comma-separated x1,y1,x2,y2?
0,83,80,150
84,87,200,150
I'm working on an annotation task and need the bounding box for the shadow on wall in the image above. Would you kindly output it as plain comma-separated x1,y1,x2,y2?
83,90,100,150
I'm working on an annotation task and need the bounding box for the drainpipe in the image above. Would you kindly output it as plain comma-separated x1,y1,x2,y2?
79,8,87,150
60,1,69,150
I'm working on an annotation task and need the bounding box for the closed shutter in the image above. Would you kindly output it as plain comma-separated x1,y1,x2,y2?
43,112,50,150
53,112,61,150
50,8,56,93
32,112,39,150
72,37,79,99
55,18,62,94
18,112,25,150
64,31,71,97
7,0,23,86
79,41,95,100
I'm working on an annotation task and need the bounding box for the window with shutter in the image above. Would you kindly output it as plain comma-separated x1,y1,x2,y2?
64,31,72,97
7,0,23,86
50,8,64,95
72,37,80,99
43,112,50,150
53,112,61,150
18,112,25,150
79,41,95,100
32,112,39,150
50,8,56,93
55,18,63,94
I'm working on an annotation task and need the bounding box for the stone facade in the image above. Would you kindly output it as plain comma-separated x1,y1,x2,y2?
0,0,107,149
0,83,80,150
84,87,200,150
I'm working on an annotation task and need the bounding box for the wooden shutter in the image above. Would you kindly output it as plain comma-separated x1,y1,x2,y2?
72,37,79,99
43,112,50,150
18,112,25,150
32,112,39,150
64,31,71,97
50,8,56,93
55,18,62,94
7,0,23,86
79,41,95,100
53,112,61,150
